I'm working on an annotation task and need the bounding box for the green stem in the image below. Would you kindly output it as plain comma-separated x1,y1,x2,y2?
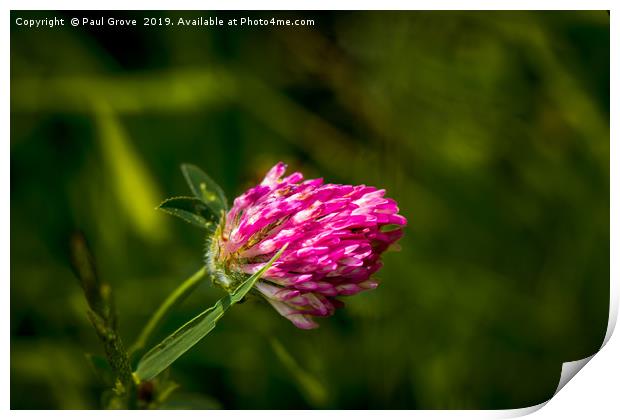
129,266,208,356
70,231,136,408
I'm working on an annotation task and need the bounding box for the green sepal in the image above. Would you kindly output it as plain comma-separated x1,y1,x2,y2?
180,164,228,215
157,196,219,230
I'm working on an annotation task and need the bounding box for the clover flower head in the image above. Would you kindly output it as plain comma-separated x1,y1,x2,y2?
206,162,407,329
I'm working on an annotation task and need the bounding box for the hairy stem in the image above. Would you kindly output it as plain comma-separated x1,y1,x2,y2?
70,232,136,409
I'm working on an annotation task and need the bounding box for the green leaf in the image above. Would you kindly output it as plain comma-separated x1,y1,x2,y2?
134,244,288,381
180,164,228,215
157,196,218,230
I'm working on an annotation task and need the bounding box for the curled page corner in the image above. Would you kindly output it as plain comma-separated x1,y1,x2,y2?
550,295,618,397
501,283,618,418
553,355,595,396
500,349,602,417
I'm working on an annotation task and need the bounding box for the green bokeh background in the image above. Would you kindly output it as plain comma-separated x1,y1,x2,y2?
10,10,609,409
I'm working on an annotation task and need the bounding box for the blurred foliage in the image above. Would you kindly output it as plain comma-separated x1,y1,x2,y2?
10,11,609,409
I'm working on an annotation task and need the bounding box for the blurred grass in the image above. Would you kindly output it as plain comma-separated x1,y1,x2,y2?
270,337,329,407
95,104,169,242
10,10,609,409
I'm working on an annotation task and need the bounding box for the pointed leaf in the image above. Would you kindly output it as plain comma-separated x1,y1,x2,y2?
157,196,218,230
181,164,228,215
135,245,288,381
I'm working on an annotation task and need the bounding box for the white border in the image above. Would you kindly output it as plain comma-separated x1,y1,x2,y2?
3,2,616,418
1,0,618,10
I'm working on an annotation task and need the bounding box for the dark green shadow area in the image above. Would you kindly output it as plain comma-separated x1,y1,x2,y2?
10,10,609,409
